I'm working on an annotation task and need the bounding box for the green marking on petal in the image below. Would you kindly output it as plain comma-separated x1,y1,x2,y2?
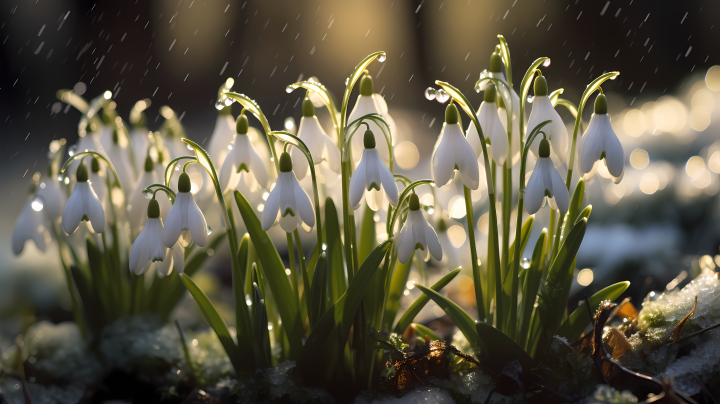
82,214,89,222
282,207,295,217
414,243,425,251
600,151,606,160
237,163,250,173
367,182,380,191
544,189,552,198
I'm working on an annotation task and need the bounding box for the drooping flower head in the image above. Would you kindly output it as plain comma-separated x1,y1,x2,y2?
62,161,106,235
578,93,625,184
129,155,171,231
525,139,569,215
467,83,509,166
207,99,237,167
129,198,167,275
397,194,442,264
527,74,569,165
349,129,399,211
219,112,269,194
163,172,208,248
261,152,315,233
291,96,341,180
349,73,392,164
431,103,480,189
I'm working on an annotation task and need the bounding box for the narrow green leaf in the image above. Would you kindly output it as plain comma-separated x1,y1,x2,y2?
549,88,564,106
382,257,413,331
180,273,244,373
299,241,392,377
325,198,346,303
547,218,587,287
251,281,271,368
557,281,631,343
476,323,535,374
393,268,461,334
560,179,585,242
519,58,550,109
518,230,547,347
411,323,440,341
505,215,534,283
415,284,479,346
233,234,256,370
358,204,377,265
310,252,328,327
234,191,304,357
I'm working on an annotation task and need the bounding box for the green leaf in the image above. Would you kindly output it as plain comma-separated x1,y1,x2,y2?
580,72,620,114
382,257,413,331
415,284,479,346
180,273,244,373
476,323,535,374
505,215,534,283
340,51,387,123
560,179,585,242
518,229,547,347
299,241,392,377
519,58,550,110
411,323,440,341
549,88,564,106
309,252,328,327
251,280,271,368
496,35,513,86
393,268,461,334
233,234,256,369
234,191,304,357
557,281,631,343
325,198,346,303
358,203,377,265
547,218,587,287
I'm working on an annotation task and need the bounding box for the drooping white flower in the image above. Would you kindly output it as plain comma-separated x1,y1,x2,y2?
261,152,315,233
129,199,167,275
207,111,236,167
396,194,442,264
128,155,171,232
525,139,569,215
467,83,509,166
578,94,625,184
35,176,67,222
349,73,392,164
219,114,269,194
62,162,105,235
526,75,569,165
349,130,399,211
290,97,341,180
163,172,208,248
431,103,480,189
12,194,48,255
66,132,107,178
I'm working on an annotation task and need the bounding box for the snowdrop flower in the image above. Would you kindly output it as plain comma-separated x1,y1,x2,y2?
431,103,480,189
35,175,67,222
219,113,269,194
396,194,442,264
129,155,171,231
578,93,625,184
261,152,315,233
467,83,509,166
12,193,48,255
62,162,105,235
349,73,392,164
349,129,399,211
290,97,341,180
163,172,208,248
525,139,569,215
526,74,569,165
66,132,107,178
129,199,168,275
207,105,236,167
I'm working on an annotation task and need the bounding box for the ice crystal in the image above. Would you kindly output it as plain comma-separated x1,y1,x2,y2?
585,385,638,404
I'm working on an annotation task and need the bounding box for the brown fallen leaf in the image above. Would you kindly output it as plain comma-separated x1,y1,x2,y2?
671,295,697,343
606,328,632,360
613,297,639,322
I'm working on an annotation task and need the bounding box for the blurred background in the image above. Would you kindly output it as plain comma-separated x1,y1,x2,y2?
1,0,720,337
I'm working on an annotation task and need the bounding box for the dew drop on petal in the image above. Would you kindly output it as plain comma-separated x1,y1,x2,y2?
31,195,44,212
214,100,225,110
527,95,535,103
378,54,386,62
224,97,234,107
207,225,213,235
424,87,436,101
68,145,79,157
187,144,194,151
542,58,551,67
436,89,449,103
143,191,153,200
345,77,349,85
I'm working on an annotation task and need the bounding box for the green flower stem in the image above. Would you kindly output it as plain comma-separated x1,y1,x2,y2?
222,92,280,173
510,123,551,340
293,229,313,332
181,138,255,371
285,81,341,145
387,180,434,237
164,156,197,187
287,233,301,309
51,226,87,339
464,185,486,321
497,35,513,89
143,184,177,201
60,151,123,190
175,320,198,383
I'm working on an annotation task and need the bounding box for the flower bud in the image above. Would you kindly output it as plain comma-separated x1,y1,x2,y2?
144,155,154,173
360,74,374,96
408,193,420,211
112,128,119,145
534,75,548,97
147,198,160,218
91,157,101,173
445,103,460,125
302,97,315,117
594,93,608,115
76,161,89,182
489,52,503,73
279,151,293,172
364,129,376,149
236,113,249,135
178,172,191,193
539,139,551,158
484,82,497,103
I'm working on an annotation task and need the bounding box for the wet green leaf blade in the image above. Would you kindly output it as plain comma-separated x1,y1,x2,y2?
415,284,479,346
557,281,631,342
393,268,461,334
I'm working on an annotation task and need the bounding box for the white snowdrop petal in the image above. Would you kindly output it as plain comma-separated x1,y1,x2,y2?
524,164,546,215
377,157,398,207
186,194,208,247
291,145,309,180
322,134,341,174
248,139,269,189
163,195,184,248
84,182,106,233
397,216,415,264
62,182,85,235
349,152,368,210
172,243,185,273
292,177,315,228
261,182,282,231
431,125,456,188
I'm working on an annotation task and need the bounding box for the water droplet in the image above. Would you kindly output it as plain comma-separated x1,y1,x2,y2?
187,144,194,151
521,257,531,269
345,77,349,85
436,89,449,103
526,95,535,103
57,176,63,182
228,144,233,150
424,87,436,101
31,195,44,212
542,58,551,67
207,248,214,256
207,225,213,235
322,243,327,251
214,100,225,110
224,97,234,107
68,145,79,157
378,54,386,62
143,190,153,200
